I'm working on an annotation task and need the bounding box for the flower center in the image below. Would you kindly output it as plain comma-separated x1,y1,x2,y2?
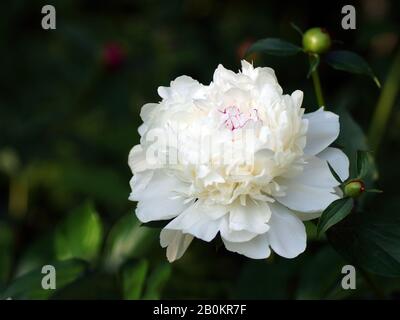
219,106,259,131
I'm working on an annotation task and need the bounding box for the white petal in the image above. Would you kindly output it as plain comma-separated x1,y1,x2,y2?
140,103,158,123
222,234,271,259
291,90,304,109
134,171,191,222
158,76,204,101
220,216,257,242
137,123,148,137
286,156,339,188
160,229,193,262
276,155,342,213
276,181,339,213
229,201,270,234
128,145,147,173
317,147,350,182
165,202,221,242
267,203,306,258
213,64,237,86
128,170,153,200
303,108,340,156
204,204,228,220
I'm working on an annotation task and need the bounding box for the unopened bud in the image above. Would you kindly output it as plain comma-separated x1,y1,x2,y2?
302,27,332,54
344,180,365,198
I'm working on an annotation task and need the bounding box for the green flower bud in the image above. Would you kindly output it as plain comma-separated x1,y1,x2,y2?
302,27,332,54
344,180,366,198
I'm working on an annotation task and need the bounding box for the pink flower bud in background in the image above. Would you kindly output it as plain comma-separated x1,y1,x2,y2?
102,42,126,71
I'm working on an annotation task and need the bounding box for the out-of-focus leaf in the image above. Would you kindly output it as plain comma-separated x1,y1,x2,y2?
336,108,369,178
296,246,348,299
15,233,55,277
51,272,120,300
103,213,158,271
0,259,87,300
54,202,103,262
356,150,372,179
0,148,19,176
326,50,381,88
234,258,302,299
246,38,302,56
121,259,148,300
0,222,13,284
143,263,172,300
58,163,128,210
328,206,400,277
317,198,354,236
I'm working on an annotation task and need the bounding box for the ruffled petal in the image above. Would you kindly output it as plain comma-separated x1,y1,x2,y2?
291,90,304,109
165,202,221,242
229,201,271,234
220,216,258,242
133,170,191,222
128,145,148,173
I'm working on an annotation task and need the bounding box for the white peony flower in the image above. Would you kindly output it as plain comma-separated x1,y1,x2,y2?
128,60,349,262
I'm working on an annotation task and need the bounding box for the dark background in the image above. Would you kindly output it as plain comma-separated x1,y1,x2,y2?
0,0,399,299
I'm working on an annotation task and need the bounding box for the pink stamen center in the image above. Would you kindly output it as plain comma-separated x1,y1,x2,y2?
219,106,259,131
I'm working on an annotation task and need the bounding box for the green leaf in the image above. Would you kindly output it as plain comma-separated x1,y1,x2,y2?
121,259,149,300
327,161,343,184
142,263,172,300
0,259,87,300
307,54,320,78
356,150,371,179
246,38,303,56
326,50,381,88
54,202,103,262
328,206,400,277
317,198,354,235
103,213,158,271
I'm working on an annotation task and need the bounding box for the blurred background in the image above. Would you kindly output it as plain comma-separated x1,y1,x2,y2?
0,0,399,299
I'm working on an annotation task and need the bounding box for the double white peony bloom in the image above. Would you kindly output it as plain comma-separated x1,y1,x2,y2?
128,61,349,262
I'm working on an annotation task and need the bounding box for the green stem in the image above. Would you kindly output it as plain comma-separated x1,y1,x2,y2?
368,49,400,152
310,58,325,107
